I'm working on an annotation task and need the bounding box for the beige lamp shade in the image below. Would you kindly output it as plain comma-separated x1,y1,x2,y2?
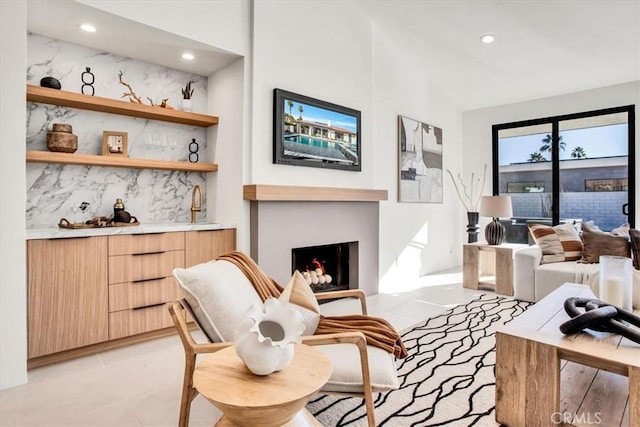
479,196,513,219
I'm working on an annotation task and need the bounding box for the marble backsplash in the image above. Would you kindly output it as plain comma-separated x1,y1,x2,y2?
26,33,210,228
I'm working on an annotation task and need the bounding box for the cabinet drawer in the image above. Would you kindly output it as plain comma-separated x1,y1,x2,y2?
109,277,180,312
109,304,173,340
108,232,185,256
108,250,184,284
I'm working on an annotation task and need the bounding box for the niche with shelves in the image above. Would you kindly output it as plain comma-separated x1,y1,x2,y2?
26,85,219,172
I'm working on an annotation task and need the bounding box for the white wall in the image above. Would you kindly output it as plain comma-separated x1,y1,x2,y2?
250,2,465,290
250,1,375,188
462,81,640,228
372,26,465,289
207,58,248,249
1,0,28,389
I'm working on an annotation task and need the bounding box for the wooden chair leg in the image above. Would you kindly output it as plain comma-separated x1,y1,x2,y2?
179,353,198,427
355,340,376,427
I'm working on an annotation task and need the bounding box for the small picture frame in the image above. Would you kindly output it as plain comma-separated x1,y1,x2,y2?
102,131,128,157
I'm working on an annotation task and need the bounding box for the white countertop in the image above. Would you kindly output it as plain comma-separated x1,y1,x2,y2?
26,222,235,240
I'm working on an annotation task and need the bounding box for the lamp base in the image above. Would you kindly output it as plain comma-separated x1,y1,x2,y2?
485,218,506,245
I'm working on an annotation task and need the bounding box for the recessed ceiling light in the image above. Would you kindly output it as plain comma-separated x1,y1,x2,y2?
480,34,495,44
182,52,195,60
80,24,96,33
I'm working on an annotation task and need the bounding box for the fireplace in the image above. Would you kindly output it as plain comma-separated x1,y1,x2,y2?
292,241,358,294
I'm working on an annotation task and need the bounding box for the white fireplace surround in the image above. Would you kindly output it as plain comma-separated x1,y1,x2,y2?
244,185,387,295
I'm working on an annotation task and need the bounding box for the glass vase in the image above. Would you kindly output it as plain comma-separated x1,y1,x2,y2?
599,255,632,310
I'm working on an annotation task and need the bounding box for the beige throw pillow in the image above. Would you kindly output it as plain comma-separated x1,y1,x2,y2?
279,270,320,336
528,222,583,264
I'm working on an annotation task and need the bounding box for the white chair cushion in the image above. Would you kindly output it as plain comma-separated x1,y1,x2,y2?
315,343,399,393
173,260,263,342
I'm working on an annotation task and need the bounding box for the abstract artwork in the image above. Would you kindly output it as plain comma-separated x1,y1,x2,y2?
398,115,443,203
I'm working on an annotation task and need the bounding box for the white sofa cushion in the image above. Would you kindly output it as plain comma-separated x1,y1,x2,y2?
534,260,582,301
173,260,263,342
315,343,399,393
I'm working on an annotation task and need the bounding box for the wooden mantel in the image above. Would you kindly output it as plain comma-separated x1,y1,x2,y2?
243,185,388,202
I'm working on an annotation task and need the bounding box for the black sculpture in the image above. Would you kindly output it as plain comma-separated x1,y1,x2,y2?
81,67,95,95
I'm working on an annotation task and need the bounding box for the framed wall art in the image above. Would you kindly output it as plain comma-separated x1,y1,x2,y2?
102,130,128,157
273,88,361,172
398,115,443,203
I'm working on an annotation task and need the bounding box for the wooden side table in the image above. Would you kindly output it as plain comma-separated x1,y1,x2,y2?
463,243,527,296
193,344,332,427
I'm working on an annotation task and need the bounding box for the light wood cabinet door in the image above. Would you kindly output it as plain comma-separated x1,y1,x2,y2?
108,232,184,256
185,229,236,267
28,237,108,358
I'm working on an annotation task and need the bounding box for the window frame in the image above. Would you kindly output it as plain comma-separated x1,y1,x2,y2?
491,105,635,228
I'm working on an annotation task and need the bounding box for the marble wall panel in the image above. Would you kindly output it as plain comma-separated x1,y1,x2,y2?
26,33,210,228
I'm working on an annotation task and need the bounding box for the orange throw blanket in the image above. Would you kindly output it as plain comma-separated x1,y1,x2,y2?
219,251,408,359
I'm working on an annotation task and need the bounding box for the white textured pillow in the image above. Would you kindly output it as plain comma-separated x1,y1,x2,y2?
279,270,320,336
173,260,263,342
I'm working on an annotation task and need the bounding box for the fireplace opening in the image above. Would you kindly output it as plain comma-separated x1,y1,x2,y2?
291,241,358,294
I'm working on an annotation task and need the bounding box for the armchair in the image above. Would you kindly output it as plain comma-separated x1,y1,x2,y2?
169,256,400,427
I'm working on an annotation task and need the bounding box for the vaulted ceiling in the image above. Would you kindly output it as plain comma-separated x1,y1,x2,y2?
27,1,640,111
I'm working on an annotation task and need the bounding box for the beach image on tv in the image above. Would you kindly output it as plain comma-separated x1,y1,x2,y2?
281,98,359,166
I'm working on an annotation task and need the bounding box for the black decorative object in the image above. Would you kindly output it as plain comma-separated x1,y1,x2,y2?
560,297,640,344
479,196,512,245
40,77,61,90
81,67,95,95
189,138,199,163
466,211,479,243
485,219,506,245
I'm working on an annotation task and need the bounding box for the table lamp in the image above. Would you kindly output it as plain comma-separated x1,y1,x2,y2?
479,196,513,245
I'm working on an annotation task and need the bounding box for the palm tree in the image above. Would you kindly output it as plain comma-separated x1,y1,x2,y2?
297,105,304,121
539,134,566,154
528,151,546,162
571,146,587,159
287,100,293,117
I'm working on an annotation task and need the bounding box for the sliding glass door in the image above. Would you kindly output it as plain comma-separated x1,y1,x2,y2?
493,105,635,243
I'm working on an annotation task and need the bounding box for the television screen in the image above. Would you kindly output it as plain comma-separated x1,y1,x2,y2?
273,89,361,171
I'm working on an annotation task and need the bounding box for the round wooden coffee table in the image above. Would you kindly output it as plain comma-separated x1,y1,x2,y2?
193,343,332,427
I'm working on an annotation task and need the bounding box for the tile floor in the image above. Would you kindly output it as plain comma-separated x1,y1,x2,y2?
0,268,486,427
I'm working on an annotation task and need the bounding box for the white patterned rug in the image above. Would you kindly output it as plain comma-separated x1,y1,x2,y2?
307,294,531,426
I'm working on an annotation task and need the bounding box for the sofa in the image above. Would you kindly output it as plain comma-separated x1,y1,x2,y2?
513,222,640,308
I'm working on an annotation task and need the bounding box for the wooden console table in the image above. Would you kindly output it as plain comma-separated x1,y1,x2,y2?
496,283,639,426
193,344,332,426
462,243,527,296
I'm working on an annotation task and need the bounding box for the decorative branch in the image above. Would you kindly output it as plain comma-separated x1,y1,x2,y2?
446,163,487,212
118,70,142,104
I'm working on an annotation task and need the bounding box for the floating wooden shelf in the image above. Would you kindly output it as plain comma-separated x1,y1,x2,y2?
27,151,218,173
27,85,218,127
243,184,388,201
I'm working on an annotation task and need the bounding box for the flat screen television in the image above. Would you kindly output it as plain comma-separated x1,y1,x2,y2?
273,88,361,171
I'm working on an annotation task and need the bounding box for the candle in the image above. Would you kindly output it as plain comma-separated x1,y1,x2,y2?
603,276,625,307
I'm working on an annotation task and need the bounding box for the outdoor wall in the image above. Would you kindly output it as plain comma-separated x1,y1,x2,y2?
462,81,640,231
508,192,628,231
